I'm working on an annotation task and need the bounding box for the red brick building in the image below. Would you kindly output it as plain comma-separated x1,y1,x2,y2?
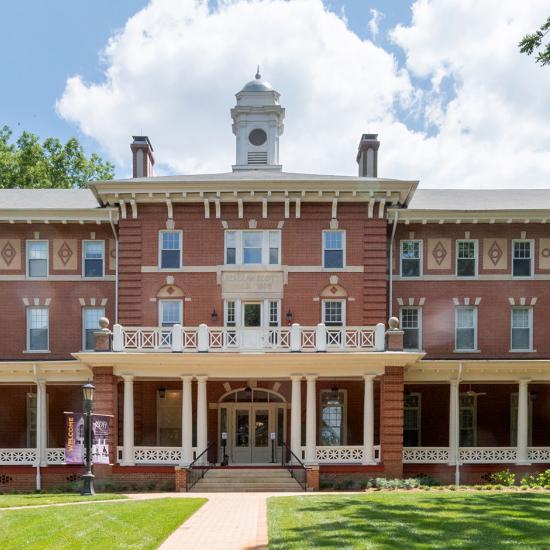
1,72,549,491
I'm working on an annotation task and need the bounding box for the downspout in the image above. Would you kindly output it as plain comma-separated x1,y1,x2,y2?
32,364,41,492
108,210,119,324
455,363,463,486
388,210,399,319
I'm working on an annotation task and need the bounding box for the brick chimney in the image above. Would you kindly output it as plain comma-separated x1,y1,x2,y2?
130,136,154,178
356,134,380,177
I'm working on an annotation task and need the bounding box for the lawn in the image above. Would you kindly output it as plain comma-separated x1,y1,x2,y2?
268,492,550,549
0,493,125,508
0,497,206,550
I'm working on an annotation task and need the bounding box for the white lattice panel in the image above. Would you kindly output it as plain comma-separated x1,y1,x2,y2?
528,447,550,463
182,329,198,349
46,448,66,464
133,447,183,464
402,447,450,463
300,329,316,349
459,447,517,463
0,448,37,465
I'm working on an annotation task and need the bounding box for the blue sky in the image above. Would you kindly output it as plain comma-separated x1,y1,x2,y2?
1,0,413,157
2,1,549,188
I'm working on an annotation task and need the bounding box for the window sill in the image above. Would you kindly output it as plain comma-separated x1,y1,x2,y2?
25,277,49,281
453,349,481,353
82,276,106,280
509,349,537,353
321,267,346,271
23,350,51,354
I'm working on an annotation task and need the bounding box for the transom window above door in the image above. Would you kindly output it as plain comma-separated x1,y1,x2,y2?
225,230,280,265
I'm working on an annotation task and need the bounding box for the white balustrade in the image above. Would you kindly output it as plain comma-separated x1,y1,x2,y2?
116,446,198,465
46,448,66,464
0,448,38,465
300,445,381,464
403,447,450,463
403,446,550,464
114,324,379,353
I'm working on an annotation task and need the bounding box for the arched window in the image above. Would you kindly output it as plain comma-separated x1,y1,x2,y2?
220,387,284,403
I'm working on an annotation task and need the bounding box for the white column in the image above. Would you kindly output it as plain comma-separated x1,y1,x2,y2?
516,379,530,465
362,375,376,465
196,376,208,463
448,380,459,466
180,376,193,466
36,379,47,467
305,375,317,464
290,376,302,462
121,375,135,466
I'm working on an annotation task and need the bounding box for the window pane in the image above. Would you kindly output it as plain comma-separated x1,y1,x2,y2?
243,247,262,264
162,232,180,250
269,248,279,264
84,242,103,259
324,231,342,250
323,301,343,325
512,328,530,350
402,241,420,259
320,390,344,446
243,232,262,247
225,231,237,247
513,242,532,277
28,308,48,350
226,301,236,326
161,301,181,326
29,259,47,277
401,258,420,277
161,250,180,269
401,242,420,277
324,249,343,268
28,241,47,259
457,328,475,350
226,248,236,264
84,308,105,350
457,308,474,329
269,231,280,247
84,259,103,277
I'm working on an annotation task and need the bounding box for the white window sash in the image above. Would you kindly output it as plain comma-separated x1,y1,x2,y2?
400,307,422,351
510,307,533,351
82,240,105,278
158,300,183,326
82,307,106,351
455,307,477,351
224,230,281,266
399,240,423,277
26,307,49,352
158,230,182,269
322,230,346,269
455,239,478,277
322,299,346,326
26,240,49,278
511,239,534,278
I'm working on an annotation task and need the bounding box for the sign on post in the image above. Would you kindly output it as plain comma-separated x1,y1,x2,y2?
65,412,111,465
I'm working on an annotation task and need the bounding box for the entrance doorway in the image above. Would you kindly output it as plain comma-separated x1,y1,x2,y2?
219,388,286,464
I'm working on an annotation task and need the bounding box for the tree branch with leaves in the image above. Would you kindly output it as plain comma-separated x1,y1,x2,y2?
519,15,550,67
0,125,114,189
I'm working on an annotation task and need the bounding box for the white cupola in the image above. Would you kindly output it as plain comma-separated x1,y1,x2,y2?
231,68,285,171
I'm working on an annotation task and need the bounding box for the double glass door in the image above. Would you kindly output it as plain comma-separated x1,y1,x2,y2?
220,403,285,463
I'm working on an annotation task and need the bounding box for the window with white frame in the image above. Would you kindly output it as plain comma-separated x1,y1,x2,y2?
404,393,421,447
511,308,533,351
27,307,49,351
400,240,422,277
225,230,280,265
26,240,48,278
225,300,236,327
159,231,182,269
83,307,105,351
269,301,280,327
510,393,533,446
512,240,533,277
455,307,477,351
459,394,476,447
456,240,477,277
83,240,104,278
319,389,346,446
401,308,421,350
322,230,345,269
158,300,183,327
322,300,345,326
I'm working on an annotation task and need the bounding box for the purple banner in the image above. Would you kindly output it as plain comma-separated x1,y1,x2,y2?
65,412,111,465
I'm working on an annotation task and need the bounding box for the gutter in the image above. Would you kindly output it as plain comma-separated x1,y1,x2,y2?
108,210,119,324
388,210,399,318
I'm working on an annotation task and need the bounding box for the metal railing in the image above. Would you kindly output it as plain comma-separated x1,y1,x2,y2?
187,441,215,491
281,442,307,491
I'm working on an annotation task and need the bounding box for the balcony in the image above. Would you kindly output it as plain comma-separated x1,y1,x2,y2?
111,323,386,353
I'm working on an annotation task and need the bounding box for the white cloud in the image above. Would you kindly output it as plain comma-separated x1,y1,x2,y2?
57,0,550,188
368,8,383,40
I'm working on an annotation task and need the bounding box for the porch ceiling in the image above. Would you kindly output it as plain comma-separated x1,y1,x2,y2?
73,351,423,379
0,361,92,383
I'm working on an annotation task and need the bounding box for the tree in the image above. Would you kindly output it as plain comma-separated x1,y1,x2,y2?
0,125,114,189
519,16,550,67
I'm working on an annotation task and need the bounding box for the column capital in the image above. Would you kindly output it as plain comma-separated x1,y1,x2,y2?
121,373,134,382
363,374,376,382
305,374,318,382
518,378,531,385
449,379,460,386
196,375,208,383
180,375,194,382
35,378,47,387
290,374,303,381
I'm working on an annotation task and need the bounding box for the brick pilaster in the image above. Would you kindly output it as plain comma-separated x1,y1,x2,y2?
381,365,404,479
118,218,143,326
175,467,188,492
92,367,118,466
306,465,320,491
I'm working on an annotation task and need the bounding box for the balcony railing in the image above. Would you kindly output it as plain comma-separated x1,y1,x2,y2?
116,446,198,465
0,448,66,465
301,445,382,464
403,446,550,464
112,323,386,353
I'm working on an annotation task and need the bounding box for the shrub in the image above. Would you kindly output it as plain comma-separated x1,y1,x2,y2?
360,478,373,490
521,470,550,488
413,474,440,486
487,469,516,486
319,479,334,490
334,478,355,490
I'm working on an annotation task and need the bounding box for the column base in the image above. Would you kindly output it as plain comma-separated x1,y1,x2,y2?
515,461,532,466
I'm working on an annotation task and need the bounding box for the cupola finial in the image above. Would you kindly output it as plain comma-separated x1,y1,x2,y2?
255,65,261,80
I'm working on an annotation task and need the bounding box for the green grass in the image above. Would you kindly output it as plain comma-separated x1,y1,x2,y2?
0,497,206,550
268,492,550,549
0,493,125,508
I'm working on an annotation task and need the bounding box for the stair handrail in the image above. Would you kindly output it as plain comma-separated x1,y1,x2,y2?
281,441,307,491
187,441,216,491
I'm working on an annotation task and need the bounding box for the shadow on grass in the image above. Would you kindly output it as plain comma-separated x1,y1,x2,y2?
268,492,550,549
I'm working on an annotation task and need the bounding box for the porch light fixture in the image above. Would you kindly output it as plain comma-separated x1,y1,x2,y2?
81,382,95,496
211,308,218,322
286,309,293,323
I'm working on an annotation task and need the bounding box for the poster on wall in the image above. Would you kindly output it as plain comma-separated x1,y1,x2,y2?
64,412,111,465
